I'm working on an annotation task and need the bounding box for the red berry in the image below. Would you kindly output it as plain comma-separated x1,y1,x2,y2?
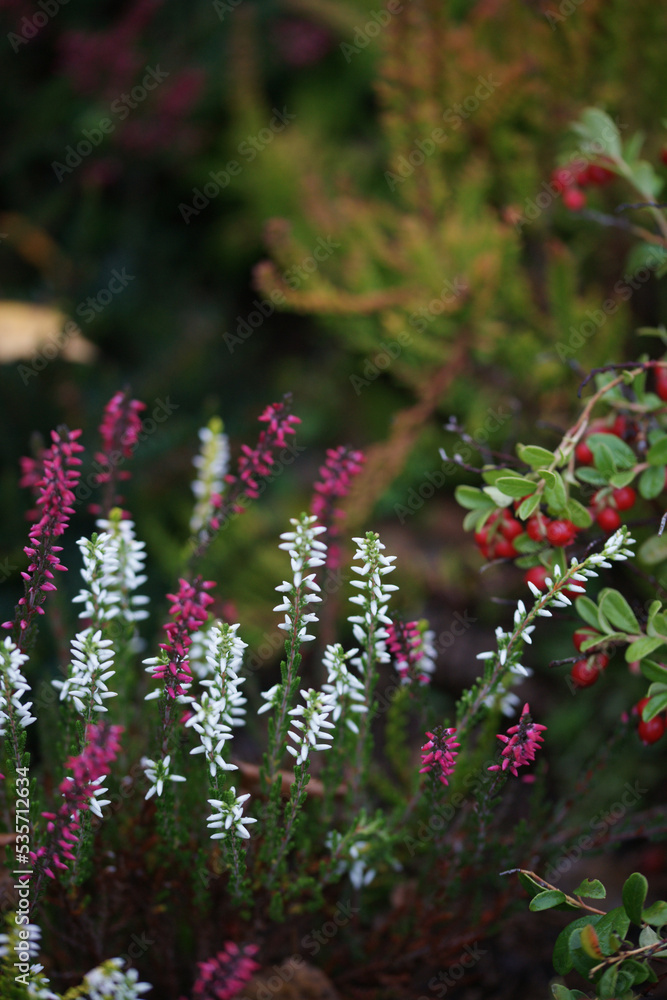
494,537,517,559
546,519,578,547
571,658,600,688
611,414,627,438
575,441,594,465
551,167,573,193
573,627,601,653
563,188,586,211
661,148,667,167
638,715,666,745
612,486,636,512
590,652,609,672
633,696,651,717
655,367,667,402
587,164,615,186
526,513,551,541
596,506,622,532
500,516,523,541
524,566,549,591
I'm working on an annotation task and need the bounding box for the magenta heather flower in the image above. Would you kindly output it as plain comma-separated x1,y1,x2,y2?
386,619,436,686
310,445,364,567
89,388,146,516
144,577,215,700
4,428,84,650
419,728,460,786
488,702,547,778
30,722,123,884
190,942,259,1000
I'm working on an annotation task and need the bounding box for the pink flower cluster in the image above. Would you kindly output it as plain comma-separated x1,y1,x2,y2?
89,389,146,515
419,728,460,786
488,703,547,778
4,428,84,648
220,399,301,516
189,942,259,1000
152,577,215,698
311,445,364,567
386,619,432,685
30,722,123,881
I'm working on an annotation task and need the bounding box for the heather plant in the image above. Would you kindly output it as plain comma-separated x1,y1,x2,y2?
1,358,665,999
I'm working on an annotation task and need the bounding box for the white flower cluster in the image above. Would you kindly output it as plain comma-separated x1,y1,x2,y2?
348,533,398,673
207,787,257,841
0,637,35,736
325,830,377,890
94,514,149,624
274,513,326,643
76,957,152,999
72,531,122,624
0,917,58,999
183,623,248,778
321,644,366,734
53,629,116,716
141,754,186,800
286,688,336,765
477,528,636,713
190,417,229,534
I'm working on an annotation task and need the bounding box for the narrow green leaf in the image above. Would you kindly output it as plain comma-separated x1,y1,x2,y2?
455,485,496,510
639,464,665,500
626,636,665,661
639,532,667,565
599,589,640,633
643,692,667,721
588,432,636,469
639,659,667,683
543,470,568,512
495,476,538,499
597,963,619,999
647,610,667,639
593,441,617,479
647,436,667,466
576,466,608,486
517,444,556,468
609,469,636,489
576,596,605,632
573,878,606,900
564,498,593,528
530,889,567,911
622,872,648,925
550,987,574,1000
518,871,549,899
517,493,541,519
642,900,667,927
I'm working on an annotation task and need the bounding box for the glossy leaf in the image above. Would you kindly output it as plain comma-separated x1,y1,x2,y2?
622,872,648,925
598,589,640,633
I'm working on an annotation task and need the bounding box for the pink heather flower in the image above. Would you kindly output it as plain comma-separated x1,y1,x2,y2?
190,942,259,1000
4,428,84,650
488,702,547,778
310,445,364,568
145,577,215,699
386,619,436,686
419,728,460,786
30,722,123,882
89,388,146,516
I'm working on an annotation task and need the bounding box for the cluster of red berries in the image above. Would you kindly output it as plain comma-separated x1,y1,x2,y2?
574,415,639,531
569,628,609,689
474,507,523,560
551,159,615,212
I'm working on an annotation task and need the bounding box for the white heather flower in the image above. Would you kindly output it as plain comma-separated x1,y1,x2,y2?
71,532,121,624
95,513,149,624
183,623,248,778
286,688,336,765
190,417,229,535
348,532,398,676
257,683,281,715
325,831,378,889
78,957,152,999
321,644,366,733
141,755,186,800
0,917,58,999
52,628,117,716
0,637,35,734
207,788,257,841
